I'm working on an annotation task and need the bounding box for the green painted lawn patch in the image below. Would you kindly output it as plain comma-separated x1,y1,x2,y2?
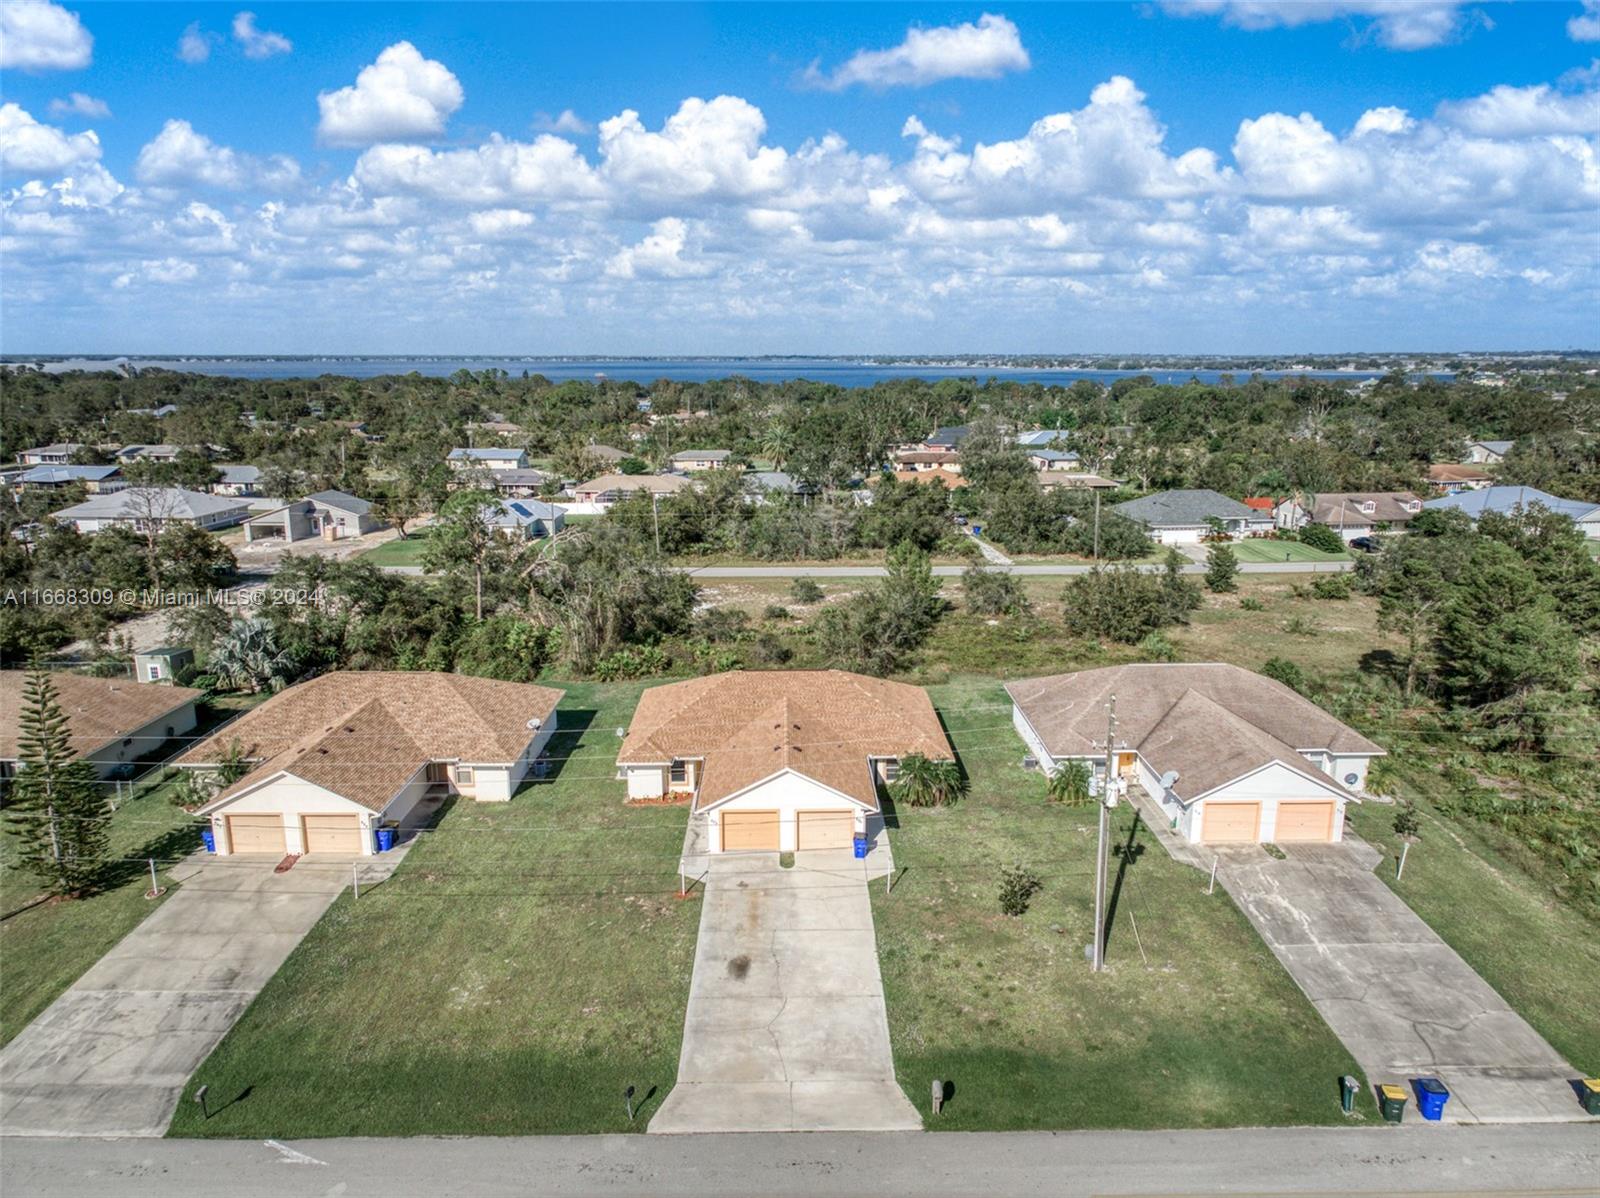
168,681,700,1138
1230,541,1349,564
873,676,1371,1130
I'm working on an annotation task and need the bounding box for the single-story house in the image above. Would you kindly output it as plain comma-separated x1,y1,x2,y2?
571,472,693,507
1426,463,1493,493
894,450,963,473
921,425,970,451
1,671,202,782
744,471,817,501
669,449,733,471
1015,430,1075,448
243,490,381,542
1275,491,1424,540
468,420,524,437
177,672,564,857
212,464,262,497
1424,485,1600,538
584,444,630,465
13,464,126,494
1007,663,1385,845
1037,472,1119,491
52,487,251,534
491,468,550,498
617,670,954,854
18,443,84,466
888,468,968,489
1026,448,1082,472
1113,489,1269,544
448,447,528,472
1243,497,1276,516
1464,439,1513,465
484,498,565,538
114,444,185,463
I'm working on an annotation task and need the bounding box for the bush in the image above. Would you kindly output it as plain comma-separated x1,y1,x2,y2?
695,606,750,642
1283,615,1320,637
1393,798,1422,841
1239,596,1265,611
1061,562,1198,644
1204,543,1239,593
1299,523,1345,554
593,644,671,681
962,566,1028,616
763,604,791,621
1260,656,1306,693
1310,573,1352,600
998,865,1043,917
790,577,824,604
1139,631,1177,661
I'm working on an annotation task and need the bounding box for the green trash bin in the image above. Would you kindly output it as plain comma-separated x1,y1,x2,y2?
1377,1083,1408,1123
1581,1079,1600,1116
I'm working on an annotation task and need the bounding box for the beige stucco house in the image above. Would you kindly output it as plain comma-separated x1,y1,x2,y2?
0,671,202,782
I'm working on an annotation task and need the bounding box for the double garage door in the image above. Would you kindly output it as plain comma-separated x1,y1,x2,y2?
1200,801,1336,844
225,813,363,854
719,809,856,852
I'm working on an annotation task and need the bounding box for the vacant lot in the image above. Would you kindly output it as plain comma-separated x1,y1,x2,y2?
168,681,700,1138
357,535,430,567
873,676,1370,1129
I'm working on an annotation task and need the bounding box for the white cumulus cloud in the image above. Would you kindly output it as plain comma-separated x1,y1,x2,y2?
1571,1,1600,42
232,11,292,59
317,41,464,147
533,109,592,135
804,13,1029,91
0,102,100,175
47,91,110,120
135,118,299,190
1160,1,1479,51
178,21,217,64
598,95,789,205
606,217,713,278
1437,81,1600,136
0,0,92,71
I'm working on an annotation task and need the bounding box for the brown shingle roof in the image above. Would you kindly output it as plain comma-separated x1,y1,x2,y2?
1006,663,1382,803
1426,463,1492,483
574,473,692,496
179,671,564,813
0,672,203,762
1308,491,1423,525
887,468,968,488
619,670,953,811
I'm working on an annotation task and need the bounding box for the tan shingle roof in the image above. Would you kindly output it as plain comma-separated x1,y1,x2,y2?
1006,663,1382,803
619,670,953,811
1426,463,1491,482
574,473,692,496
179,671,563,813
1308,492,1423,525
0,672,203,762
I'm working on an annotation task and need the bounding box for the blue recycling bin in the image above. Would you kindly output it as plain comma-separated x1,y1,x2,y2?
1413,1077,1450,1121
201,827,216,854
375,826,396,853
971,525,983,536
852,834,868,859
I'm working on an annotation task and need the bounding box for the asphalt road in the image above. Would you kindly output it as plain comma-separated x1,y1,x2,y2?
3,1125,1597,1198
380,559,1355,578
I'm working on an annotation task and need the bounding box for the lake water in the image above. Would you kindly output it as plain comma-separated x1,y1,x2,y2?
27,357,1438,386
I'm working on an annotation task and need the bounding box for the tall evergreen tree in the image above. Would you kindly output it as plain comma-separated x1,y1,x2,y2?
6,668,111,896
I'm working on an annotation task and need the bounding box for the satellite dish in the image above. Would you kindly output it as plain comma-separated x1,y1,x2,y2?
1158,770,1180,791
525,717,542,730
615,727,627,738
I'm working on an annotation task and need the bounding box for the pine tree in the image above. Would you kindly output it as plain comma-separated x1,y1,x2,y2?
1205,542,1239,593
6,668,111,896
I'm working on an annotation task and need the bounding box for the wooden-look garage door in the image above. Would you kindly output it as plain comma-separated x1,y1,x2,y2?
1275,801,1336,842
302,814,363,854
797,810,855,851
721,810,779,852
227,814,286,854
1201,802,1260,844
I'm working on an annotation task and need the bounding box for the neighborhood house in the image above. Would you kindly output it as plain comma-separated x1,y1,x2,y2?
668,449,733,471
1275,492,1424,540
1426,463,1493,493
484,498,566,538
1464,439,1513,464
0,671,202,782
51,487,251,534
242,490,381,542
616,670,954,854
1007,663,1384,844
448,447,528,472
17,443,84,465
1113,489,1270,544
13,465,126,494
571,473,693,507
1423,485,1600,538
178,672,564,857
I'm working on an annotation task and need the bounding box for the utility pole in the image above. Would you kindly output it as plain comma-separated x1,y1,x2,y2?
1092,489,1102,562
651,491,661,555
1092,694,1117,973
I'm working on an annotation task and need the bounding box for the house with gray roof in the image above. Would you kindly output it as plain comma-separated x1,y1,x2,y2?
1464,439,1514,465
51,487,251,534
1113,489,1268,544
1424,485,1600,538
212,464,262,497
1015,429,1075,448
484,498,565,539
17,443,84,466
243,490,381,543
447,446,528,472
1008,664,1384,845
13,464,126,494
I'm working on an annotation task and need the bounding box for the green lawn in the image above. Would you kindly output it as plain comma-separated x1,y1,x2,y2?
1347,778,1600,1076
167,680,700,1138
356,535,430,567
1,773,202,1047
872,676,1372,1130
1230,540,1349,564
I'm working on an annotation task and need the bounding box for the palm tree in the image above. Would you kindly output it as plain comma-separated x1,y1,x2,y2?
762,425,797,471
210,617,295,694
1046,759,1094,805
889,753,966,808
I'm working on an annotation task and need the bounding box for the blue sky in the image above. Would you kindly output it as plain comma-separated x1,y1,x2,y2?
2,1,1597,353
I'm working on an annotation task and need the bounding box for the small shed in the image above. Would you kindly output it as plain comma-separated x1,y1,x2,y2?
133,646,195,685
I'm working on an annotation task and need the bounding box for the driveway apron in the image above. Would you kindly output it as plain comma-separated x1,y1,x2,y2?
649,850,920,1133
1217,842,1583,1123
0,856,361,1137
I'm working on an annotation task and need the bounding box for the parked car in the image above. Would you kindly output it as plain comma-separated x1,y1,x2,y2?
1349,536,1382,553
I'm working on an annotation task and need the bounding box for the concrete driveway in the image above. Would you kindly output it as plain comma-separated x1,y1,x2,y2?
0,854,383,1137
1217,842,1584,1123
649,850,920,1133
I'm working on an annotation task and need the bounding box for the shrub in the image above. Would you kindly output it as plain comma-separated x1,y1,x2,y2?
1310,573,1352,600
1299,523,1345,554
889,754,967,807
790,577,824,604
998,865,1043,916
962,566,1028,616
1046,760,1093,805
763,604,791,621
1204,543,1239,593
1393,798,1422,842
695,606,751,642
1139,630,1177,661
593,644,671,680
746,631,793,665
1239,596,1265,611
1260,656,1307,693
1283,615,1320,637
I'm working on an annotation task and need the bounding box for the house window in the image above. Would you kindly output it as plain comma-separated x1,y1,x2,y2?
146,663,162,680
456,766,475,785
881,760,900,782
669,761,687,784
